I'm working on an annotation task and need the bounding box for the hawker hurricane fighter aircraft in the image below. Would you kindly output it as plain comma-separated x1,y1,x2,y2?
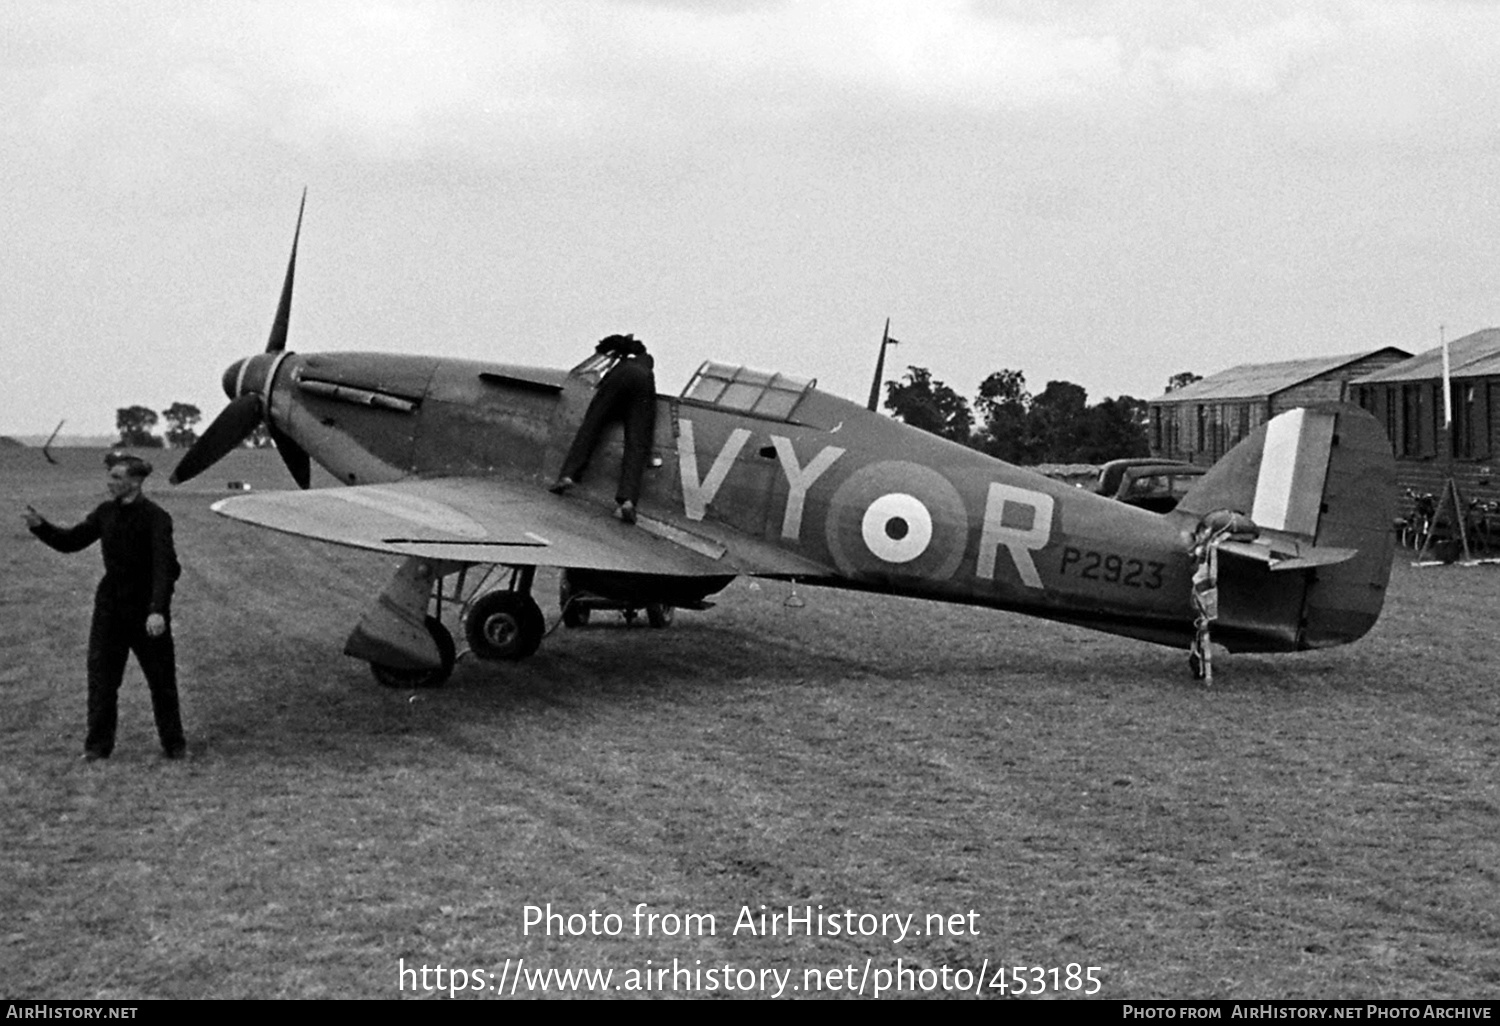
172,200,1397,686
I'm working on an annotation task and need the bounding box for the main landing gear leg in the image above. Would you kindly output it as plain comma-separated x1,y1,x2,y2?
346,557,462,689
463,565,546,661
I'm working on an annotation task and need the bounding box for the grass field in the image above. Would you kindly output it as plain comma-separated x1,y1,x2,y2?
2,447,1497,999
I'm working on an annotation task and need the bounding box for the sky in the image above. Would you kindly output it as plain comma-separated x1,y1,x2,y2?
6,0,1500,437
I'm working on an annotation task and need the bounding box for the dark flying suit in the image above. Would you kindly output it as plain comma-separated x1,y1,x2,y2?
30,497,184,758
557,351,658,507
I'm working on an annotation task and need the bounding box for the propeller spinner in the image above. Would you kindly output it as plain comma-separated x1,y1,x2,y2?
172,192,311,489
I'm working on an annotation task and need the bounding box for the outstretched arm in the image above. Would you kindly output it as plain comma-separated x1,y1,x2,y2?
26,505,101,553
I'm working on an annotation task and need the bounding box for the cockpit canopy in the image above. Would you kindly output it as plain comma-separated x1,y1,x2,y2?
681,361,816,422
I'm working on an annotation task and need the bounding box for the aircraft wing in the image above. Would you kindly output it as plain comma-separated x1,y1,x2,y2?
210,476,828,577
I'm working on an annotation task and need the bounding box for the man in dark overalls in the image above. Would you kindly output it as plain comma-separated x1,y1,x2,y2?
24,453,185,761
551,334,657,524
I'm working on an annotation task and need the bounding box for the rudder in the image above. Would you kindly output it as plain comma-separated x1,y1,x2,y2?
1176,403,1395,651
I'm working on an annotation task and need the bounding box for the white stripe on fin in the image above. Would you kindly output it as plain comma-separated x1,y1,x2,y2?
1251,408,1337,538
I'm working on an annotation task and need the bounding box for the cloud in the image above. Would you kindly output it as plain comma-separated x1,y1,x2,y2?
616,1,1125,107
1145,9,1337,95
7,0,1500,172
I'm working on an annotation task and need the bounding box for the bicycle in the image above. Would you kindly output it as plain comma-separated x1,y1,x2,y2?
1397,489,1436,550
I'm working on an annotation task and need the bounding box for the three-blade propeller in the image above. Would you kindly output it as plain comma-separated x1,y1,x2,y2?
171,191,312,488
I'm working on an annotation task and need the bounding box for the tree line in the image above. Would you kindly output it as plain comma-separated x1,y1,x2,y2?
115,404,271,448
882,367,1202,465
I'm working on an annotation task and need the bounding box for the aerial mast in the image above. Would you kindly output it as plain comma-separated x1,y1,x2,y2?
867,319,900,412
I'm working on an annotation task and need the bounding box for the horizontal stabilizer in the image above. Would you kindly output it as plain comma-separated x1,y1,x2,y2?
1216,538,1357,571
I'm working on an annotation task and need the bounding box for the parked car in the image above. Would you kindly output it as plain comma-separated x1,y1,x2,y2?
1094,458,1206,513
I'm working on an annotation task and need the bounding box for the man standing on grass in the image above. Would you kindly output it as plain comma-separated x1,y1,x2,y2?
23,452,185,761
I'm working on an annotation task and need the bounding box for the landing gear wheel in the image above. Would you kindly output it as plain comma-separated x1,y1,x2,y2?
465,591,545,660
369,617,456,689
646,603,674,629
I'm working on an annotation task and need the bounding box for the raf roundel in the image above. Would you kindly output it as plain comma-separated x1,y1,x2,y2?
861,493,932,564
824,461,968,580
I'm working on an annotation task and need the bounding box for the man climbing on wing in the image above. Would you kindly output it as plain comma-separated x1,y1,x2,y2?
550,333,657,524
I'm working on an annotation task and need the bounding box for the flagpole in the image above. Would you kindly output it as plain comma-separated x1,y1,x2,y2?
1441,324,1452,430
1432,324,1472,561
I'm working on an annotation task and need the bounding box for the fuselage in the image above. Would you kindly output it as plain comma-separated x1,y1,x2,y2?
230,349,1219,650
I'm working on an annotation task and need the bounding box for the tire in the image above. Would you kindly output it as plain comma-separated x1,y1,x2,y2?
465,591,545,660
646,603,674,629
369,617,455,689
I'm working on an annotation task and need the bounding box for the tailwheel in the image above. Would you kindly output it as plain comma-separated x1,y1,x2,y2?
465,590,545,660
369,617,456,689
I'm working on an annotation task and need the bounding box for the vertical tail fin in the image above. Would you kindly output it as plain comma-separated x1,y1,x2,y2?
1177,404,1396,650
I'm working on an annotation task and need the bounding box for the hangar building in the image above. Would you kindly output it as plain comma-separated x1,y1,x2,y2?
1350,327,1500,505
1146,348,1410,465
